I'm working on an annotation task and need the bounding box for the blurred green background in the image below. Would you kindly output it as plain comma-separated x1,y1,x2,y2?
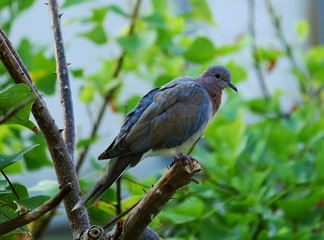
0,0,324,239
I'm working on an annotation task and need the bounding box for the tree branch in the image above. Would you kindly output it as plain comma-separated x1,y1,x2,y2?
0,28,90,238
48,0,75,156
76,0,142,172
109,157,201,240
248,0,271,99
0,183,72,235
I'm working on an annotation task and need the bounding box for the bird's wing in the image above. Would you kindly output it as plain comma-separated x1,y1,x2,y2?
99,77,211,159
126,78,210,153
98,87,160,160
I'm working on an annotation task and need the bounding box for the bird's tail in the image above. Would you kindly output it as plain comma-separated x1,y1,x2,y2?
73,155,141,211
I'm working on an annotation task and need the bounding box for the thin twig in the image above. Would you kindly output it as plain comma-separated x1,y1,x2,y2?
76,0,142,172
103,198,141,229
1,170,19,201
0,97,34,125
248,0,271,99
0,26,90,239
48,0,75,156
116,177,122,215
186,136,200,155
122,176,150,189
265,0,298,69
265,0,308,94
0,183,72,235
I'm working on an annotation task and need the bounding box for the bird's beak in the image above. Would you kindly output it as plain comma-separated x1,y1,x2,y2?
228,82,238,92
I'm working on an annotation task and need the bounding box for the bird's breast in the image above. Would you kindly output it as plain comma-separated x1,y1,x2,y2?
144,104,213,159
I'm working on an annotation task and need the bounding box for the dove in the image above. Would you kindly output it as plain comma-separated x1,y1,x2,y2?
73,65,237,210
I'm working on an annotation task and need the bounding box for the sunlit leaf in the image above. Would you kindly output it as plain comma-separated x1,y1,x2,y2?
183,37,216,63
294,19,310,39
62,0,92,8
188,0,214,24
0,84,36,131
17,195,51,211
117,31,157,55
23,133,52,171
29,180,59,197
18,39,56,95
0,145,38,170
79,24,108,44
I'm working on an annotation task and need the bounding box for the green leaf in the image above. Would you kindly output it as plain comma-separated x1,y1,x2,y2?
1,183,29,210
0,184,29,231
77,135,99,149
71,69,84,78
0,145,38,170
18,39,56,95
142,13,165,29
0,180,8,190
108,5,128,17
29,180,59,197
154,75,173,88
183,37,216,63
62,0,92,8
294,19,310,39
23,133,52,171
277,190,324,219
16,0,35,13
303,46,324,77
0,84,35,131
152,0,168,13
215,36,250,55
224,61,247,83
117,31,157,55
79,84,96,103
188,0,214,24
255,47,282,62
79,24,108,44
17,195,50,211
123,95,141,112
159,198,204,224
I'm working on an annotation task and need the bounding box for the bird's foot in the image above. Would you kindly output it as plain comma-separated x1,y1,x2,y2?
173,152,199,170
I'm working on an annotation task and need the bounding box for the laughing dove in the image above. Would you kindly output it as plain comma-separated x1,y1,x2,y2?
74,65,237,210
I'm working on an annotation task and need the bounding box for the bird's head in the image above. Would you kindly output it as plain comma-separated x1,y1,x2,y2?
200,65,238,92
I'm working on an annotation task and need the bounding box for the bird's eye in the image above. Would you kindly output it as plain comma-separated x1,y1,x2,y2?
215,74,220,78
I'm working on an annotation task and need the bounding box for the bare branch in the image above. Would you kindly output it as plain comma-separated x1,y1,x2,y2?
76,0,142,172
116,178,122,215
48,0,75,156
0,97,34,125
1,170,19,201
110,157,201,240
0,28,90,238
0,183,72,235
248,0,271,99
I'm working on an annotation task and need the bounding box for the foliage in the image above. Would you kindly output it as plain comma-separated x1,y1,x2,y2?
0,0,324,239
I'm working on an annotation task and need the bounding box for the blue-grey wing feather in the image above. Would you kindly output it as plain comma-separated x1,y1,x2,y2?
126,78,209,152
98,87,160,159
99,77,210,160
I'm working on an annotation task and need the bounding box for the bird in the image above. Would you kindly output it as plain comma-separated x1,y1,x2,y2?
73,65,237,210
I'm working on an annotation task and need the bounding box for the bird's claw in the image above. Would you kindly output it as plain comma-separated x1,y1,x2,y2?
172,152,199,170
